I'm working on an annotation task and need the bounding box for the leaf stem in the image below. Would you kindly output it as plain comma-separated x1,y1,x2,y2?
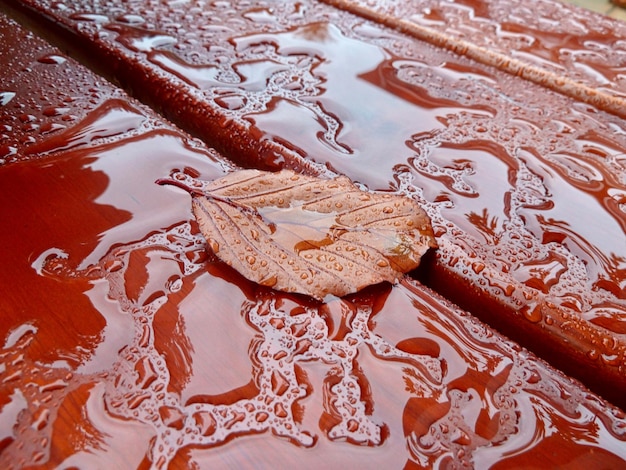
155,177,204,197
156,177,269,225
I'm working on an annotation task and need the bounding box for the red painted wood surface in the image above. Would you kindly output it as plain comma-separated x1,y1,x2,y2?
5,0,626,406
1,1,626,468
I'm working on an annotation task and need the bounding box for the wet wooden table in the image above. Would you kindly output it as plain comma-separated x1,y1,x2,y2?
1,0,626,468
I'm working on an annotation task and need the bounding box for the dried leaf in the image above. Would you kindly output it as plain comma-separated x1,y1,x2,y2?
157,169,437,300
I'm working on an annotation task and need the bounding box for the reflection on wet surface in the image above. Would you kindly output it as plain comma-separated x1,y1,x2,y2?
2,2,626,467
0,97,625,467
4,205,626,466
41,0,626,333
3,208,626,466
